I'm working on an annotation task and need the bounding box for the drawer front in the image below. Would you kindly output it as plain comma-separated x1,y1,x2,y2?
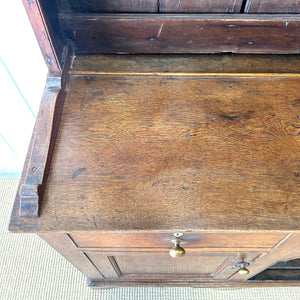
70,232,287,250
84,250,262,280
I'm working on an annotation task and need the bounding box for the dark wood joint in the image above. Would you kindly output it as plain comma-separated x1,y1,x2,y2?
19,184,39,217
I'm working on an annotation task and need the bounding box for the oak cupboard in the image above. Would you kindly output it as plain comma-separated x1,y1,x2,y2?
9,0,300,287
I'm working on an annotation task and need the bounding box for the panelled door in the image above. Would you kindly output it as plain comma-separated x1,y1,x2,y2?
85,250,262,281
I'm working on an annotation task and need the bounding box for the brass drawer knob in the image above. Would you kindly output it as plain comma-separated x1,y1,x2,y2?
238,266,250,275
169,238,186,258
228,261,250,275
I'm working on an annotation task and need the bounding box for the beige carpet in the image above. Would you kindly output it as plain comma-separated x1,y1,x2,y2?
1,178,300,300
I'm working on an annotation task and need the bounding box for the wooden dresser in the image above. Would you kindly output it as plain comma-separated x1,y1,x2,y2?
9,0,300,287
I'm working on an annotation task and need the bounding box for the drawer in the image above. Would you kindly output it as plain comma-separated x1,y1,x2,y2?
84,250,261,280
70,232,287,249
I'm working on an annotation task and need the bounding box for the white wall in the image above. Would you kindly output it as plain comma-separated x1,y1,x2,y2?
0,0,48,175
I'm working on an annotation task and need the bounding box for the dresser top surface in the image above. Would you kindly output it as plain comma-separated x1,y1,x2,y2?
9,55,300,233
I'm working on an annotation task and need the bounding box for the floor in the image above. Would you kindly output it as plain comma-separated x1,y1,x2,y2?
1,177,300,300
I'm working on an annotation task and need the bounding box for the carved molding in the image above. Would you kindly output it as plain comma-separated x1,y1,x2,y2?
19,48,73,217
19,77,61,217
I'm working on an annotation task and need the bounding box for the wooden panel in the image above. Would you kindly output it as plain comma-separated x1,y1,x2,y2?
116,253,229,275
245,0,300,13
229,233,300,281
58,0,158,13
85,253,120,278
160,0,243,13
88,251,235,276
72,54,300,75
38,233,103,280
60,14,300,54
70,232,287,249
215,253,263,280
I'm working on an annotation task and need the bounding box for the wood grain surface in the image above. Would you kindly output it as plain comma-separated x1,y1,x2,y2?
58,0,158,13
94,252,235,275
72,54,300,75
45,76,300,231
60,14,300,54
9,55,300,232
159,0,243,13
39,233,103,280
230,233,300,281
18,49,73,217
19,77,61,217
11,0,300,287
70,232,287,249
245,0,300,13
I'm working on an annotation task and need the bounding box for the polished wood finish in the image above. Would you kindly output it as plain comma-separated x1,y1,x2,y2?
159,0,243,12
19,49,73,217
60,14,300,54
245,0,300,13
19,77,61,216
12,74,300,232
58,0,158,13
231,233,300,280
35,231,300,287
57,0,244,13
70,232,287,249
38,233,103,281
9,0,300,287
10,54,300,233
20,0,300,61
93,252,236,275
72,54,300,75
